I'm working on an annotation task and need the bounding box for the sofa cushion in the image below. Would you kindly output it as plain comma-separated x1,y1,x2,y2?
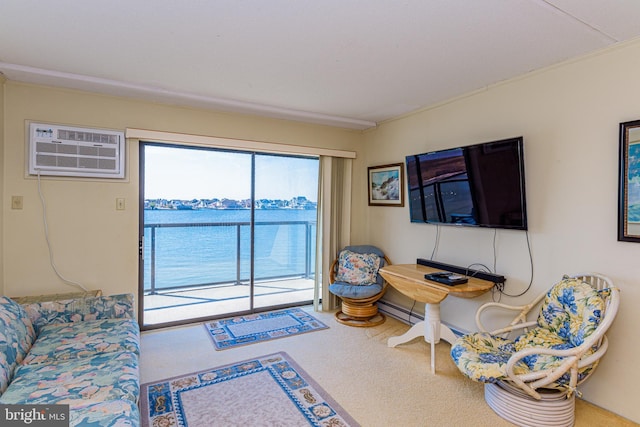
21,293,136,334
22,318,140,366
70,399,140,427
0,297,36,394
0,351,139,408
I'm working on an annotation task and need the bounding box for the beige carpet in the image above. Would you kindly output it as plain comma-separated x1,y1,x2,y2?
140,307,636,427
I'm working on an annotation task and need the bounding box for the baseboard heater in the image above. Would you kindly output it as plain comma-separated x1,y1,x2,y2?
417,258,506,284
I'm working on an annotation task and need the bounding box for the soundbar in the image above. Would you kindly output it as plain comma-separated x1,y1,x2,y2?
417,258,506,284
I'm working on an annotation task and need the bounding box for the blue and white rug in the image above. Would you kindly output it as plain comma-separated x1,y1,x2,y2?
204,307,328,350
141,352,359,427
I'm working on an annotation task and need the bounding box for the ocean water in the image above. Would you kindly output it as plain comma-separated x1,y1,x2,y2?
143,209,317,291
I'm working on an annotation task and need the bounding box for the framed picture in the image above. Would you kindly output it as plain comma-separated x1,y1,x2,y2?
618,120,640,242
368,163,404,206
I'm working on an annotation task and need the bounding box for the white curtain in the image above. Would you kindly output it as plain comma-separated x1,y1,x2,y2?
314,156,352,311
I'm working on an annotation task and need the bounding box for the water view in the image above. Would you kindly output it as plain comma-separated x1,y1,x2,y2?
141,144,319,325
143,207,317,292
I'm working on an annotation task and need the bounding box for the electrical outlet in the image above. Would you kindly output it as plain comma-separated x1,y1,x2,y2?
116,198,126,210
11,196,23,210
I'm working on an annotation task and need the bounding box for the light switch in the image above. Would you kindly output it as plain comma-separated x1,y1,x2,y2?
11,196,23,210
116,198,126,210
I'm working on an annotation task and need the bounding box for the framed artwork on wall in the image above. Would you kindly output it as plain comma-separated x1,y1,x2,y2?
368,163,404,206
618,120,640,242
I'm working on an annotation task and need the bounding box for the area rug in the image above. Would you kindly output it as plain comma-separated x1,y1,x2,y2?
203,307,328,350
141,352,359,427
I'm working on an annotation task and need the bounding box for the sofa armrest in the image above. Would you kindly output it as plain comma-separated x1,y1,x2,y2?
21,293,136,333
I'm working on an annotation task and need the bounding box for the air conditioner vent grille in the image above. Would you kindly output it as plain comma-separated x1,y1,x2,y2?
29,122,125,179
57,129,120,145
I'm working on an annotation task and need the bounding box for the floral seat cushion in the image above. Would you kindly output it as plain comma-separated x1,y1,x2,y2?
451,277,606,388
0,351,139,408
513,279,605,376
22,318,140,366
0,297,36,395
450,333,531,383
70,399,140,427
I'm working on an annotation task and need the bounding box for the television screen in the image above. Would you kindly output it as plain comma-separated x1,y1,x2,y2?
405,137,527,230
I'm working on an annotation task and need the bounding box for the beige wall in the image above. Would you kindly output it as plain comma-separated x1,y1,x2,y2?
1,83,362,299
3,39,640,422
359,39,640,422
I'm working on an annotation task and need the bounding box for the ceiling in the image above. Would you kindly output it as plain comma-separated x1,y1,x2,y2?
1,1,640,130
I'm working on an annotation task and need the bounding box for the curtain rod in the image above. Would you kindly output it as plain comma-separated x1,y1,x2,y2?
126,128,356,159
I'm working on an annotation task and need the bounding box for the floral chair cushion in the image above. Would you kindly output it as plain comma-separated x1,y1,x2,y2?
0,297,37,395
534,277,604,347
22,318,140,366
450,333,531,384
451,277,606,389
0,351,139,408
334,250,382,286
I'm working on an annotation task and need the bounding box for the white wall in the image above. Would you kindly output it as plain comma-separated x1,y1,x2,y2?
358,39,640,422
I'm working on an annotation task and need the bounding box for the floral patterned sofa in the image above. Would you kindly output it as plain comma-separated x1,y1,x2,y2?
0,293,140,426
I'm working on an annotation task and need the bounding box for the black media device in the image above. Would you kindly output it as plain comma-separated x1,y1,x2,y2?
417,258,506,284
405,137,528,230
424,272,468,286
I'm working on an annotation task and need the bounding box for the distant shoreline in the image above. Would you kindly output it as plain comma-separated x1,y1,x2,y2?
144,196,317,211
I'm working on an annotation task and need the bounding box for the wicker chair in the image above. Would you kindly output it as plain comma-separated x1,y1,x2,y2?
450,273,619,427
328,245,390,327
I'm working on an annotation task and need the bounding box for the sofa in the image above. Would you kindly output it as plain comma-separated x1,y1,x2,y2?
0,293,140,426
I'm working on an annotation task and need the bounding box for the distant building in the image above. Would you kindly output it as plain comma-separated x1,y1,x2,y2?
144,196,316,210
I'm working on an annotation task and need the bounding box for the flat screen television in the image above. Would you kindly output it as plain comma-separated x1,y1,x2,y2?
405,136,528,230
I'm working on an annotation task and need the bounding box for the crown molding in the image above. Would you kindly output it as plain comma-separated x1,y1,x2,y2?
0,62,377,131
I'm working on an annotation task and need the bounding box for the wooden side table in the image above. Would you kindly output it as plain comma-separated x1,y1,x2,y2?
379,264,494,373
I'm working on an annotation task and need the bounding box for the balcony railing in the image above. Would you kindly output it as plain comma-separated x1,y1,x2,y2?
143,220,317,294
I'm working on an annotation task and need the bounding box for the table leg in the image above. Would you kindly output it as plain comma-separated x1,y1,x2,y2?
424,303,457,344
429,319,437,374
388,302,457,373
388,321,425,347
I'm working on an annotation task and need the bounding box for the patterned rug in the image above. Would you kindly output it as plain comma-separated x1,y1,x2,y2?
141,352,359,427
203,307,328,350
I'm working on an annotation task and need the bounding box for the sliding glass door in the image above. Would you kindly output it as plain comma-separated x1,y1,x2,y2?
253,154,318,309
139,143,318,328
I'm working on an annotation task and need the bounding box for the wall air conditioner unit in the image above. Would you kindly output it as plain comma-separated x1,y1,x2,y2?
28,122,125,179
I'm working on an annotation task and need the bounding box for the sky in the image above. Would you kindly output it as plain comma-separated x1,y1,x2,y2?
144,145,319,201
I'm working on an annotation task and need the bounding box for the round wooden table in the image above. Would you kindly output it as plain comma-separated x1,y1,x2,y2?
379,264,494,373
